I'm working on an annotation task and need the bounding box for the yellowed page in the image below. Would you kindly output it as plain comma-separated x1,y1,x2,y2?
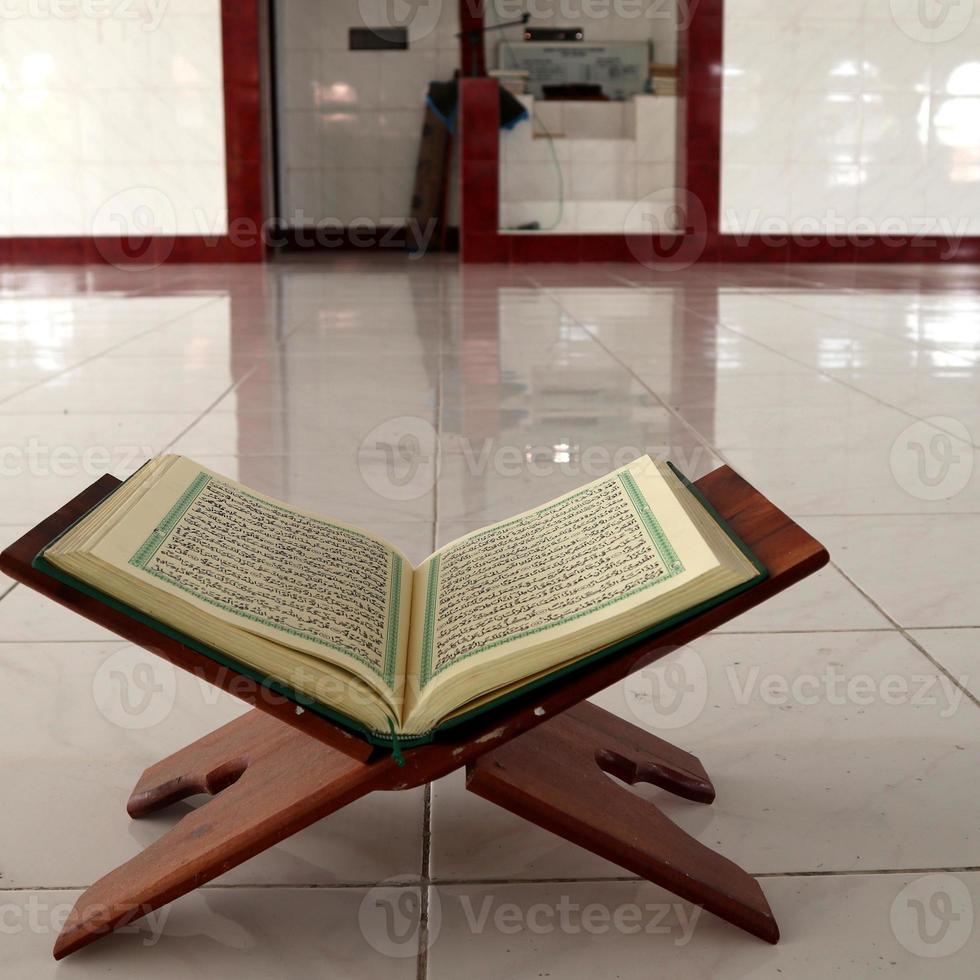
403,456,724,731
75,457,414,711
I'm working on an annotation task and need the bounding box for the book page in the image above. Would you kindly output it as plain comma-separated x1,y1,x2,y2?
87,459,413,706
421,470,679,683
404,458,722,728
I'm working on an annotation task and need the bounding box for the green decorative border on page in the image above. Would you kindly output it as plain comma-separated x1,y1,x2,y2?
128,473,402,688
418,470,685,689
619,469,684,573
130,472,211,566
420,557,441,686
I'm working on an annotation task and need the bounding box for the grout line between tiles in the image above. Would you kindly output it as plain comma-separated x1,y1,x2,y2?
6,865,980,894
0,294,227,411
158,291,325,456
417,784,433,980
416,282,446,980
826,561,980,710
682,305,980,452
770,290,978,371
159,368,266,456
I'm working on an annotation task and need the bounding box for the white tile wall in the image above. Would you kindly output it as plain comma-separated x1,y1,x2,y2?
721,0,980,236
499,95,678,234
276,0,460,226
0,1,226,237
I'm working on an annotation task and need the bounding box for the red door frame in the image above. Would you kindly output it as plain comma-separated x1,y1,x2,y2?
0,0,264,266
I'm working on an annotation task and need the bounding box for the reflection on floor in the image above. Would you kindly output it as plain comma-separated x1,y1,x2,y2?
0,256,977,977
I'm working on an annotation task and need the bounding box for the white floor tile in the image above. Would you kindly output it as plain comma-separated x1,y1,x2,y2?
0,886,421,978
909,628,980,703
715,565,890,632
803,516,980,627
428,875,980,979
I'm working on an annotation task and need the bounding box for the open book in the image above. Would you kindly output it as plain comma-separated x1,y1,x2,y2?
38,455,764,745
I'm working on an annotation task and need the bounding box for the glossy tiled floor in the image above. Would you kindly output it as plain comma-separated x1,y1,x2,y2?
1,256,978,978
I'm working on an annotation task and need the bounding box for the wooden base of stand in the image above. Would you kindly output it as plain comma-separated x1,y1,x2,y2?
54,702,777,959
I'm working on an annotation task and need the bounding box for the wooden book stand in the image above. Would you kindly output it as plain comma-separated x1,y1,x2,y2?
0,466,828,960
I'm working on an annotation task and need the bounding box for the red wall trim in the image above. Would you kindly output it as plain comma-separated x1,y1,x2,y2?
460,79,506,262
682,0,722,238
458,0,980,264
0,0,264,266
219,0,264,262
459,0,487,77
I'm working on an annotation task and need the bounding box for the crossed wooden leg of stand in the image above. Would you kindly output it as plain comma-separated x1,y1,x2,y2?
54,702,778,959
